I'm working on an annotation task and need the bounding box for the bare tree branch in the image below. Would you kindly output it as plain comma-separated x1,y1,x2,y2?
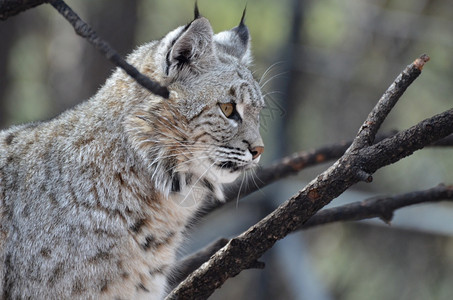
166,55,453,299
48,0,169,99
172,184,453,288
0,0,46,20
349,54,430,151
168,238,230,291
303,184,453,228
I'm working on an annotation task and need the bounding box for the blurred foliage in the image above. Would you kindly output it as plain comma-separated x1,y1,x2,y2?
308,223,453,300
1,0,453,299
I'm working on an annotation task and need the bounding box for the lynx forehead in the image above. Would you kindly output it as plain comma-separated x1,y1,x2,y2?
0,8,264,299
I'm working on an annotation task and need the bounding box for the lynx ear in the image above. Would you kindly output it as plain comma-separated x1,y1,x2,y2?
214,8,252,66
166,17,215,79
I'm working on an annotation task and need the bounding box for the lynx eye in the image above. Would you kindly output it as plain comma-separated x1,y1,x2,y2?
219,103,234,118
219,102,242,122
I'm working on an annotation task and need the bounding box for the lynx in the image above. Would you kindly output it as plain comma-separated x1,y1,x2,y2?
0,9,264,300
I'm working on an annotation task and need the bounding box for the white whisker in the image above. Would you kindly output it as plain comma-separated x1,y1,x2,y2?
249,167,266,197
236,173,246,209
259,61,285,86
260,71,288,90
262,90,284,98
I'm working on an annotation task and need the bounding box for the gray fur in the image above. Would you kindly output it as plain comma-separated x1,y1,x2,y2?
0,16,263,299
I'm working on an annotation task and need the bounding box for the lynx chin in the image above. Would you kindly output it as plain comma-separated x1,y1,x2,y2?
0,8,264,300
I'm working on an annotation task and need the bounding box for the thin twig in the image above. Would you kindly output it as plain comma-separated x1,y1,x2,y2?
49,0,169,98
349,54,430,151
303,184,453,228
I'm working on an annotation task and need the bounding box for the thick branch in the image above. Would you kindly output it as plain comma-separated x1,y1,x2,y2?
0,0,46,20
165,55,453,299
172,184,453,287
359,110,453,173
168,238,230,291
49,0,169,98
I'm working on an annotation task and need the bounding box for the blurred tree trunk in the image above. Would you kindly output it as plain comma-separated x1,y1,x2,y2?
0,17,17,128
49,0,139,112
84,0,139,97
274,0,305,155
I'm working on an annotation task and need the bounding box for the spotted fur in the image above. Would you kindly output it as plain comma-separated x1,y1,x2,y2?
0,13,264,299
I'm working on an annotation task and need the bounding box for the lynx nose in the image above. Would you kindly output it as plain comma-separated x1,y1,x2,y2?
249,146,264,160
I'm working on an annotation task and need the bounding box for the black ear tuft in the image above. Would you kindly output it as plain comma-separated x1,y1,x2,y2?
240,5,246,26
213,7,251,65
194,1,201,19
233,6,248,46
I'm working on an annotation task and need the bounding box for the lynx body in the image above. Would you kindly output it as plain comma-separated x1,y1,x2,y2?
0,13,264,299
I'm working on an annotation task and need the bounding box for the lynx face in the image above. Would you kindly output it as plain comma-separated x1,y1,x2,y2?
175,57,264,185
126,16,264,198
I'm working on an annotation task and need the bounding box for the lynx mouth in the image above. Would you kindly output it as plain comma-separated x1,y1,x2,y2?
217,161,240,171
216,160,255,173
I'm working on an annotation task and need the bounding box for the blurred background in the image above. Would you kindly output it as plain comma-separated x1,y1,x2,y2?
1,0,453,299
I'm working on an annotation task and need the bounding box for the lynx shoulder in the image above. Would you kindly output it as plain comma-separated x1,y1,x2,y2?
0,11,264,299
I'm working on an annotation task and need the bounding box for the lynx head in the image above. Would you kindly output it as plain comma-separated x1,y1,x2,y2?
124,10,264,200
